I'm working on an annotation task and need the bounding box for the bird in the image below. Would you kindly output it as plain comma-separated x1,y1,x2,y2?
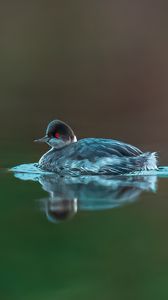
35,119,158,176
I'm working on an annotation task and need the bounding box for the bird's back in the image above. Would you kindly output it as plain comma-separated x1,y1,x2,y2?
38,138,157,175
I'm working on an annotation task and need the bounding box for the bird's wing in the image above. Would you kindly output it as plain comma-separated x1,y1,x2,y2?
71,138,142,161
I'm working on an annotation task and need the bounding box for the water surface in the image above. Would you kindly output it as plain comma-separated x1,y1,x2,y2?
2,150,168,300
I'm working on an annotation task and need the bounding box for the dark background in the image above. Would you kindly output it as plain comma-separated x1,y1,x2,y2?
1,1,168,162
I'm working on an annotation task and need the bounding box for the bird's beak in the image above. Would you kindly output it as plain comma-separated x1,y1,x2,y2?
34,136,50,143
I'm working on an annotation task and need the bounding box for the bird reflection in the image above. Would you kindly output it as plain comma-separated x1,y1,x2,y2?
12,164,157,223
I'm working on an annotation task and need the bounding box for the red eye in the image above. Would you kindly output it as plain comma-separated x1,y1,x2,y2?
55,132,60,139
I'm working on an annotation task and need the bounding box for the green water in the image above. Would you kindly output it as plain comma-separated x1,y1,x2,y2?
1,147,168,300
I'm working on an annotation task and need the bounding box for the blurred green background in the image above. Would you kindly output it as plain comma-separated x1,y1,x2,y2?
1,1,168,299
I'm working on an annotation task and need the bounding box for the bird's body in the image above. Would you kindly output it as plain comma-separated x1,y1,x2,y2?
35,120,157,176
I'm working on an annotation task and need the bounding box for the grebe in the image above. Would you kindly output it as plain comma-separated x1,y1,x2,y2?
35,119,157,176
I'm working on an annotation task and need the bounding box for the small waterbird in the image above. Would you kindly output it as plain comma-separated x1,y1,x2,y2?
35,119,158,176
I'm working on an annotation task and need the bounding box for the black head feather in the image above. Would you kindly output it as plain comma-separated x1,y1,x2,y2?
46,120,75,141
